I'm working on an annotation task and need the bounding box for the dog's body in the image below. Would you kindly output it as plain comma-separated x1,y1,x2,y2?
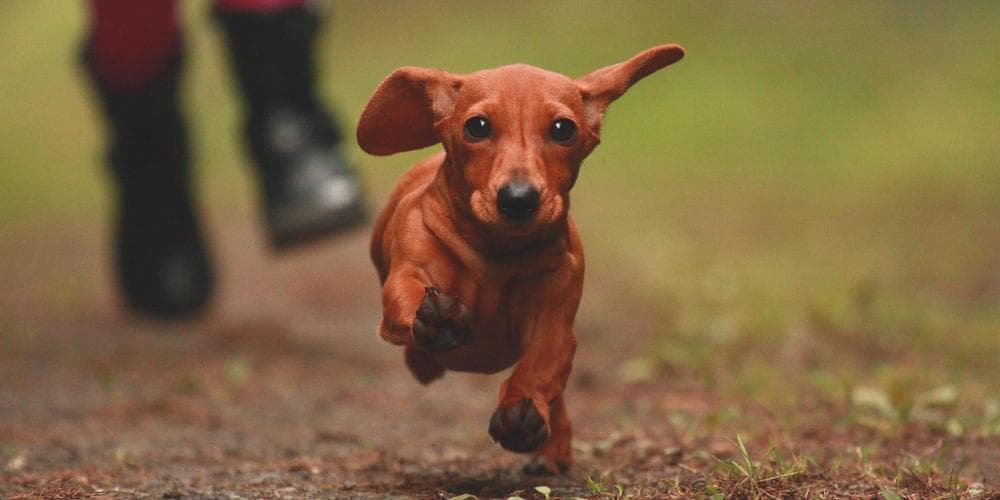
371,149,582,375
358,45,684,474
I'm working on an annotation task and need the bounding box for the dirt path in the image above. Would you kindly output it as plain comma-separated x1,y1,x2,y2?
1,210,997,498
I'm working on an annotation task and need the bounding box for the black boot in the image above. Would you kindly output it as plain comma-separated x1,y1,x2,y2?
82,47,213,318
214,5,367,249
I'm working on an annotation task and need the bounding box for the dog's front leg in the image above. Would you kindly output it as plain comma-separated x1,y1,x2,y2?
489,270,582,474
489,321,577,474
379,266,472,351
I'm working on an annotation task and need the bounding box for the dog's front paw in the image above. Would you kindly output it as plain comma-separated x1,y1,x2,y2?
489,398,550,453
412,287,472,352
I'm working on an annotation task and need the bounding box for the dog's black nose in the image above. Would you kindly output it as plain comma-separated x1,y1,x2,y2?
497,181,540,222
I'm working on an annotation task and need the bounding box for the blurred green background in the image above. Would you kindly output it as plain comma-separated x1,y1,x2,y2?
1,2,997,419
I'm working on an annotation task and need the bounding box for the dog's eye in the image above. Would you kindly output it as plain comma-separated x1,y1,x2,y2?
550,118,577,144
464,117,492,140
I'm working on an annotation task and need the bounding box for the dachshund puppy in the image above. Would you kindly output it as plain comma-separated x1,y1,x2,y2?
358,44,684,474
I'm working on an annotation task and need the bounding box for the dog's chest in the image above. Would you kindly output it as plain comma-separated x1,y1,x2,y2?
427,232,573,374
431,269,529,374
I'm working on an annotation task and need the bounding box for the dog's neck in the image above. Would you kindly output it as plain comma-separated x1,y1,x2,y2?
424,158,569,261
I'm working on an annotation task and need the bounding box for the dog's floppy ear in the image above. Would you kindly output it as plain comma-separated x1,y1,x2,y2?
576,44,685,135
357,67,464,156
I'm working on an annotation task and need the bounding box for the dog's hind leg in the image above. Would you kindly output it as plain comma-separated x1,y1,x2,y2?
404,345,445,385
522,393,572,475
537,394,572,473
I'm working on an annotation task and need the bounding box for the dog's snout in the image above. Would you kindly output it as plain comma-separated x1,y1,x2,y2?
497,181,540,222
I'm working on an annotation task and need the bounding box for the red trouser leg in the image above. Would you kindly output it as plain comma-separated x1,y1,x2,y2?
86,0,181,90
86,0,305,90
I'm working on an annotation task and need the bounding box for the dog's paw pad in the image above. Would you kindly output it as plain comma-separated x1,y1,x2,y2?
489,398,549,453
412,287,471,352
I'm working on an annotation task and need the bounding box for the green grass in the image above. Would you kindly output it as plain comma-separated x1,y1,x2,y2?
1,0,997,461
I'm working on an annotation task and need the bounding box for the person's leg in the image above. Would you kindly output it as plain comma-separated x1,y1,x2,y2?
87,0,180,90
82,0,213,318
213,0,366,248
215,0,305,11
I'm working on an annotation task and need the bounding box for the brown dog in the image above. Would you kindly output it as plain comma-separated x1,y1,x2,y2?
358,44,684,474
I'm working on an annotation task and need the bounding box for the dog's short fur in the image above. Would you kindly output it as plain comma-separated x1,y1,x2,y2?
358,45,684,474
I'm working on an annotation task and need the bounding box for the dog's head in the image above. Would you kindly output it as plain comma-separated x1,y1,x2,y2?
358,44,684,235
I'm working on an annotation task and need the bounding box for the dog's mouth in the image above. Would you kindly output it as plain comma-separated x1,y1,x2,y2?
469,189,564,234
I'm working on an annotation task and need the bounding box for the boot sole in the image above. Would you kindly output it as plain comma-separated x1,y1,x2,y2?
268,201,369,250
